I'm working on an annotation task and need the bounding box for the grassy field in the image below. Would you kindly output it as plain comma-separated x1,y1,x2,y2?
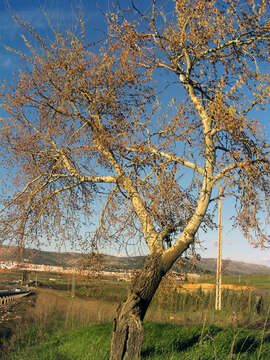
198,274,270,291
1,269,270,325
1,270,270,359
2,320,270,359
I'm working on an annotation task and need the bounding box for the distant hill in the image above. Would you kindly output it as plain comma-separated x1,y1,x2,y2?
198,258,270,275
1,245,270,275
0,245,80,267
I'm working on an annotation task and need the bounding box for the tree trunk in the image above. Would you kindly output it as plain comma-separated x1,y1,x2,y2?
110,253,165,360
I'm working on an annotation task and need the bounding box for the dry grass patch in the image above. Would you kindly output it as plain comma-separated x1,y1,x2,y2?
29,288,116,329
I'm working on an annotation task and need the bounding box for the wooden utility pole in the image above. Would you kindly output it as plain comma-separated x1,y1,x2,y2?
215,185,223,310
71,271,76,298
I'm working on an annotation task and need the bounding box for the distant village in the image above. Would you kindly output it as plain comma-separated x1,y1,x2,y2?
0,260,201,282
0,259,133,280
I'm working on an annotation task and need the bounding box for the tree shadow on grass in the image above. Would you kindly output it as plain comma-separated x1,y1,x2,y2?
141,323,223,358
233,335,259,354
141,334,201,357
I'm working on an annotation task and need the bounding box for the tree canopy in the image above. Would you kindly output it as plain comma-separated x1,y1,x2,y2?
1,0,269,255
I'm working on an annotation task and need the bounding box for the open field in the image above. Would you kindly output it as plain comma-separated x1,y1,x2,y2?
1,269,270,324
2,322,270,360
198,274,270,291
1,269,270,359
2,315,270,359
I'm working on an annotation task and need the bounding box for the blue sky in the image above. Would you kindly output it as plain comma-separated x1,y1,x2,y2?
0,0,269,266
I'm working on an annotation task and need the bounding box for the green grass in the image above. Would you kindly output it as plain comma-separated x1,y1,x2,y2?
2,321,270,360
1,323,112,360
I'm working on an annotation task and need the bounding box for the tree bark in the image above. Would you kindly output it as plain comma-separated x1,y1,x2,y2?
110,253,165,360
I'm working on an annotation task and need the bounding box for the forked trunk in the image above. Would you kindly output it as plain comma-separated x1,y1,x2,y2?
110,253,165,360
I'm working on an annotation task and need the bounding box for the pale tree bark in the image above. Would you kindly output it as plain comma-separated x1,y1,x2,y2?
109,158,214,359
109,63,216,360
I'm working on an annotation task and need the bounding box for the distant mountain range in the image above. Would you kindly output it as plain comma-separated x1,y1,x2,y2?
1,245,270,275
197,258,270,275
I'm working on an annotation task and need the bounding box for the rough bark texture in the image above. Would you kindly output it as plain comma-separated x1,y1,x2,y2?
110,253,165,360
